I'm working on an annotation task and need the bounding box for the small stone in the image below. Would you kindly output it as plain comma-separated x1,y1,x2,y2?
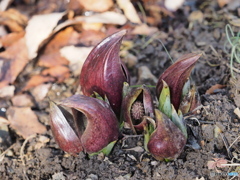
151,161,159,166
86,174,98,180
124,53,138,69
52,172,65,180
97,152,105,160
137,66,158,84
31,83,52,102
188,10,204,23
213,28,220,40
137,141,142,146
11,94,34,107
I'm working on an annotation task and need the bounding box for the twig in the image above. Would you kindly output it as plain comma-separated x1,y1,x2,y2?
221,163,240,166
20,134,36,166
220,133,233,159
20,134,36,180
122,134,143,138
0,143,16,162
225,63,240,73
228,135,240,150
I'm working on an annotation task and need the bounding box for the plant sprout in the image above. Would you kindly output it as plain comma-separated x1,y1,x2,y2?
225,24,240,78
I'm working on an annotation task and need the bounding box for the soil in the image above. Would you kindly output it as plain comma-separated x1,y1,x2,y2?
0,0,240,180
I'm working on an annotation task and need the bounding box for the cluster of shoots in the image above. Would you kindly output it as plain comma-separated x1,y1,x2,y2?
49,30,202,161
225,24,240,78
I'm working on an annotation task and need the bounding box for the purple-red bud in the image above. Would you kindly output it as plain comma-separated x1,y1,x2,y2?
156,53,201,111
80,30,130,116
147,109,187,161
50,95,119,155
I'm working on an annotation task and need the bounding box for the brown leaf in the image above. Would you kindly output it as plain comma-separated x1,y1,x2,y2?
0,37,28,88
207,158,228,169
205,84,226,94
217,0,231,8
41,27,79,54
81,22,103,31
132,23,158,36
41,66,70,82
25,12,66,59
23,75,55,91
60,46,93,76
117,0,141,24
6,107,47,139
38,52,69,67
0,8,28,32
0,32,25,48
38,27,79,67
78,0,113,12
79,30,106,46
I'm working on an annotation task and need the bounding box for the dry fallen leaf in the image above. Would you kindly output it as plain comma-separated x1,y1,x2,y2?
234,107,240,119
60,46,93,76
54,11,127,32
41,65,70,82
207,158,228,169
217,0,231,8
0,31,25,48
38,27,79,67
78,0,113,12
164,0,185,11
132,23,158,35
23,75,55,91
0,85,15,98
117,0,141,24
0,0,13,11
6,107,47,139
229,18,240,27
25,12,66,59
0,8,28,32
81,22,103,31
0,37,28,88
77,11,127,25
41,27,79,54
79,30,106,46
205,84,226,94
38,52,69,68
0,116,9,125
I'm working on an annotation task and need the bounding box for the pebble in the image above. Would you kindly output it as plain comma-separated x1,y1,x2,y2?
137,66,158,84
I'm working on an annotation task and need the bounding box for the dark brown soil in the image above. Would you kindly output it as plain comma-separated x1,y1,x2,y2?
0,0,240,180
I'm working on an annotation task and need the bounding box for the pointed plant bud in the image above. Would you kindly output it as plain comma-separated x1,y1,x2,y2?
50,95,119,155
80,30,130,116
179,82,201,115
156,53,201,111
171,106,187,138
158,80,172,118
50,101,83,155
147,109,187,161
122,84,154,134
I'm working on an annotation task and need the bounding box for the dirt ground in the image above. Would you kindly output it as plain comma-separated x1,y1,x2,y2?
0,0,240,180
